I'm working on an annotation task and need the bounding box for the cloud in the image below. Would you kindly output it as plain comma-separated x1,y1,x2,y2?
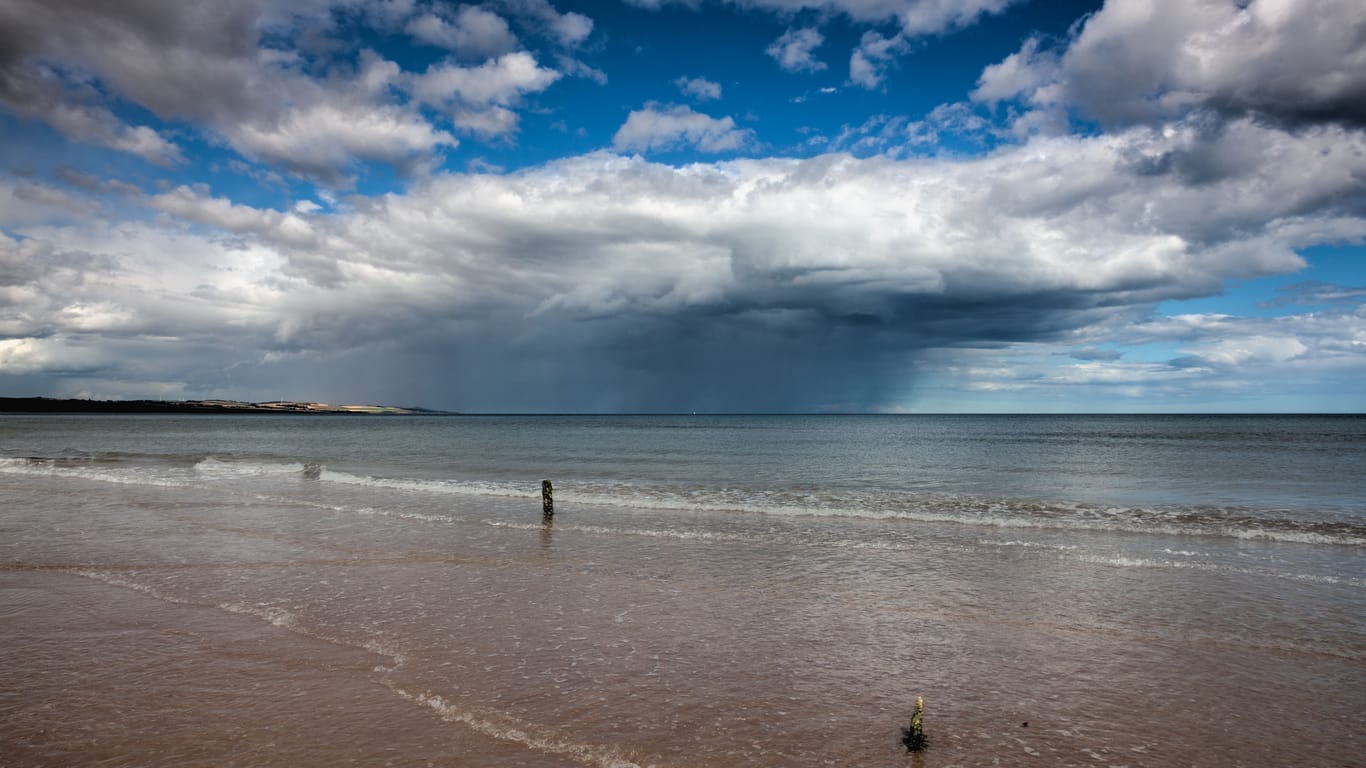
1,180,101,228
500,0,594,48
921,299,1366,409
767,28,827,73
4,0,1362,411
1132,309,1366,396
612,104,754,153
675,76,722,101
450,105,520,139
362,0,421,29
229,99,457,185
0,1,276,131
145,185,324,250
886,0,1018,36
849,31,909,89
1198,334,1308,366
825,102,994,155
975,0,1366,130
1124,309,1366,376
413,51,562,106
411,51,561,138
554,55,608,85
634,0,1021,90
629,0,1019,36
405,5,519,58
1262,281,1366,307
0,63,183,165
1068,347,1124,362
0,1,570,184
8,103,1364,409
971,35,1054,105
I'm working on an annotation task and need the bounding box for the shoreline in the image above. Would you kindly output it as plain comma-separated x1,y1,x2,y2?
4,472,1360,767
0,397,445,415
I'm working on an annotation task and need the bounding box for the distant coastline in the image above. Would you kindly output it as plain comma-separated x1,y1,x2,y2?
0,397,445,415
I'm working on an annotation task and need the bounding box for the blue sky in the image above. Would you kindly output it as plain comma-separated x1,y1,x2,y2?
1,0,1364,412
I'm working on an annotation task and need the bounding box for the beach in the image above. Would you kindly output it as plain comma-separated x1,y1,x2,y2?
2,414,1363,766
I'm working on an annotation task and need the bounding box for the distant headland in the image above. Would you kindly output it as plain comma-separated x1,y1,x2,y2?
0,397,447,415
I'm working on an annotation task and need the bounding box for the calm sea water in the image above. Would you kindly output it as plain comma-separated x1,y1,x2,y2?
2,414,1363,766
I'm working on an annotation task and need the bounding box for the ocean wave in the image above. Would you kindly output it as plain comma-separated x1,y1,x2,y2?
319,469,534,498
7,455,1362,546
192,457,310,478
1,454,317,486
453,479,1365,546
0,456,191,487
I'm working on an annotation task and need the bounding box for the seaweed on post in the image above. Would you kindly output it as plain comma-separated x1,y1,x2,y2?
901,695,927,752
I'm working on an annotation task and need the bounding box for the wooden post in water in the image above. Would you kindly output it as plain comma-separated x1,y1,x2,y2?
542,479,554,521
901,696,927,752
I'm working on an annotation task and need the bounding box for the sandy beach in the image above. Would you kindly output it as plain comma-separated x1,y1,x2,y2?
2,414,1363,766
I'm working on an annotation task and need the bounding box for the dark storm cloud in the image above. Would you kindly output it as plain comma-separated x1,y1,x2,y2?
11,108,1364,409
4,0,1365,409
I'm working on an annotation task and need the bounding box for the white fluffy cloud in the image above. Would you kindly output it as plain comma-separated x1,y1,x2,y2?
413,52,561,106
975,0,1366,129
612,104,754,153
410,51,561,137
675,76,722,101
228,101,457,183
849,31,908,89
406,5,519,57
767,28,827,73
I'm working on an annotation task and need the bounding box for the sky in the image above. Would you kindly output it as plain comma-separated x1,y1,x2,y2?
1,0,1364,413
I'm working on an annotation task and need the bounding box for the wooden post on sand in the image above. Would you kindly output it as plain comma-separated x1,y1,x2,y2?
542,479,554,521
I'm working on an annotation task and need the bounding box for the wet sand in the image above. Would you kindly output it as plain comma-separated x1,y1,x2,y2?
2,465,1363,766
0,571,579,768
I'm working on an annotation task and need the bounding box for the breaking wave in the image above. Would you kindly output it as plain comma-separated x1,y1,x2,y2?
318,470,1365,546
6,456,1362,546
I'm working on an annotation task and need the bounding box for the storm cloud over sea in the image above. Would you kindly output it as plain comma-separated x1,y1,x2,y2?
2,0,1365,411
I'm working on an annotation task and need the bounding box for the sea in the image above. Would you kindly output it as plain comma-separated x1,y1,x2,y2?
1,413,1362,767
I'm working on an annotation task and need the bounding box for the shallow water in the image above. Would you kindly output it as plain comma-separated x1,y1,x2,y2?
1,414,1363,766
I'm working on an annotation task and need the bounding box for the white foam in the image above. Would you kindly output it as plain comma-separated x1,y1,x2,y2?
979,539,1081,551
74,569,195,602
220,601,300,629
542,487,1366,547
250,494,461,525
482,519,750,543
1224,527,1360,546
287,465,1366,548
1073,554,1364,587
320,470,532,499
0,459,189,488
215,603,408,670
193,457,307,478
390,687,650,768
